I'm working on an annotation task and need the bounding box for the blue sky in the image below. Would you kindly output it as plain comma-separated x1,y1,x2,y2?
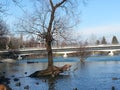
3,0,120,42
77,0,120,41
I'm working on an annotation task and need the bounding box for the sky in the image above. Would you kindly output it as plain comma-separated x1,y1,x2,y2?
2,0,120,42
77,0,120,42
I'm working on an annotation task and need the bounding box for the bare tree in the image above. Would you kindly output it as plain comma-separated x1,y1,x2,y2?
0,19,9,36
15,0,83,77
0,1,7,17
79,44,90,62
0,19,9,50
8,36,22,49
0,37,9,50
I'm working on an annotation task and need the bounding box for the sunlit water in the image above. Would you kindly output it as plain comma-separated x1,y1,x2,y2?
1,56,120,90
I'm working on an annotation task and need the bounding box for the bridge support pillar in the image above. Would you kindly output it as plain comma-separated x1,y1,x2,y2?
92,51,95,56
18,55,22,60
108,51,114,56
63,53,67,58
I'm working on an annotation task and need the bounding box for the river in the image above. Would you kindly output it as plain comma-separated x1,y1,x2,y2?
1,55,120,90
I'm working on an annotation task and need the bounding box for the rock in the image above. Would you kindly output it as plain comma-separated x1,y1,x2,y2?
2,72,5,74
36,82,39,85
0,76,10,84
14,78,19,81
112,86,115,90
25,72,27,74
0,84,12,90
15,82,21,87
112,77,119,80
0,61,3,63
73,88,77,90
0,84,7,90
27,61,34,64
42,79,47,82
11,75,15,77
24,85,29,89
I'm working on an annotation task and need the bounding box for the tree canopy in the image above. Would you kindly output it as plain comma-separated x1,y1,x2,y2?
22,0,83,77
0,0,87,77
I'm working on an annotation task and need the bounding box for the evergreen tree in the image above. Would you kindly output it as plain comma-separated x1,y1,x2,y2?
96,40,100,45
101,36,107,44
112,36,119,44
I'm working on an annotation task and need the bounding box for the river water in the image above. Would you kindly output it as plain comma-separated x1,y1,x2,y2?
1,56,120,90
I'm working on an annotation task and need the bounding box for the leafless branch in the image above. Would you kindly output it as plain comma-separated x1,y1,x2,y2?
55,0,67,8
12,0,27,14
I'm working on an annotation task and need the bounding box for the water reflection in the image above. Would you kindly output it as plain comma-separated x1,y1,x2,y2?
48,77,56,90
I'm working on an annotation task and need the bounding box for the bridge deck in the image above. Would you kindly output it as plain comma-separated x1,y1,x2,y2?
0,45,120,56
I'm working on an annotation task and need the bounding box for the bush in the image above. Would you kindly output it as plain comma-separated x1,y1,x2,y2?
0,50,20,59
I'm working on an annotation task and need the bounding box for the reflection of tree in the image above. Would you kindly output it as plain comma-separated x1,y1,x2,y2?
73,62,86,72
80,62,86,70
48,77,56,90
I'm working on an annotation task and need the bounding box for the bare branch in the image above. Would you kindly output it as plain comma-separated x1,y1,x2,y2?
0,19,9,36
49,0,54,9
12,0,26,14
55,0,67,8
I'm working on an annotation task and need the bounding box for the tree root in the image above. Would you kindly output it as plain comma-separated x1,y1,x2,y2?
29,64,71,78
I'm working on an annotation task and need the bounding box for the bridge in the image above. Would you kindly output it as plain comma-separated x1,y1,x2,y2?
0,44,120,59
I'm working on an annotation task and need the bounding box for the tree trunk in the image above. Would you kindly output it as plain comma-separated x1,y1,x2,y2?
29,0,71,78
46,34,53,69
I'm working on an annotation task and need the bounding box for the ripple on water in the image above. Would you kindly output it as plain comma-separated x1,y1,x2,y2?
1,56,120,90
